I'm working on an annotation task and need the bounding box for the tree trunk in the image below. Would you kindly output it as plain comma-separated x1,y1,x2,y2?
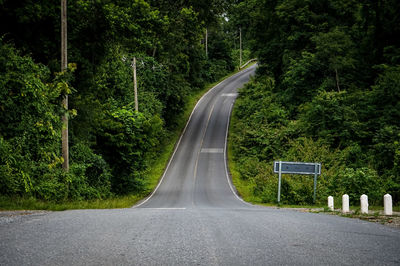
335,68,341,92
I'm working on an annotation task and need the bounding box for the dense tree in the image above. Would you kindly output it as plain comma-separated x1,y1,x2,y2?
0,0,236,200
229,0,400,204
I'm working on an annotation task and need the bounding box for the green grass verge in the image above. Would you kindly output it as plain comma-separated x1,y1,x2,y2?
0,67,253,211
0,194,142,211
227,115,259,204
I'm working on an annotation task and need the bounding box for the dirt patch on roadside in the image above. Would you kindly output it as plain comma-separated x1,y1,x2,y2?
340,213,400,229
0,210,50,225
286,207,400,229
0,210,49,216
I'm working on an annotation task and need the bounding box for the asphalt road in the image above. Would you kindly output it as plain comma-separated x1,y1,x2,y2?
1,65,400,265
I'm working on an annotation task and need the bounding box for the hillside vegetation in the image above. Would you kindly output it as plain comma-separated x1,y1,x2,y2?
1,0,398,209
0,0,251,205
229,0,400,205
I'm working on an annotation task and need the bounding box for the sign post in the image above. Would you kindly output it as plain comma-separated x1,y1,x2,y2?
277,161,282,203
274,161,321,204
313,164,318,203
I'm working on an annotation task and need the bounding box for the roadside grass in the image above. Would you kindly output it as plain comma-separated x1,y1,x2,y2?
0,194,142,211
0,65,255,211
227,115,260,205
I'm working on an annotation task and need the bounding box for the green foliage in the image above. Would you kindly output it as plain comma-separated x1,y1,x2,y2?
0,41,63,198
69,143,112,200
3,0,397,209
232,78,289,161
299,91,362,147
231,49,252,69
335,168,385,205
97,102,164,194
0,41,113,202
34,169,68,202
0,0,236,204
228,0,400,206
281,51,324,112
230,71,399,205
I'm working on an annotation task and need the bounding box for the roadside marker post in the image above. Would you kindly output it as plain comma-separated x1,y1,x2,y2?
384,194,393,215
328,196,334,211
360,194,369,214
342,194,350,213
274,161,321,204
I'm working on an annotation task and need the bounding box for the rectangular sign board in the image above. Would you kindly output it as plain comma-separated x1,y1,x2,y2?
274,161,321,175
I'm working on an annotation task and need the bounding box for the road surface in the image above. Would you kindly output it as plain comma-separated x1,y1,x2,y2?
1,65,400,265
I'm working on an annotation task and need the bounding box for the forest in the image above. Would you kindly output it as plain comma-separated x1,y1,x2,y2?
229,0,400,205
0,0,399,207
0,0,247,203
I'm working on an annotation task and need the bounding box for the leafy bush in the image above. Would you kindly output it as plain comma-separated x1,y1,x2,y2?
0,41,65,200
230,72,395,206
96,102,164,194
69,143,112,200
34,170,68,202
335,168,386,205
299,91,362,147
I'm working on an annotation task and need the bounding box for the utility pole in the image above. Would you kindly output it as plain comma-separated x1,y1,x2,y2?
123,56,163,112
132,57,138,112
205,28,208,57
61,0,69,171
239,27,242,68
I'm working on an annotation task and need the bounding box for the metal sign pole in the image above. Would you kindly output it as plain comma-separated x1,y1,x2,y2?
278,161,282,204
313,164,318,204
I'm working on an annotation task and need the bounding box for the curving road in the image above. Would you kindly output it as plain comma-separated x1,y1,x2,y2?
136,65,255,210
1,65,400,265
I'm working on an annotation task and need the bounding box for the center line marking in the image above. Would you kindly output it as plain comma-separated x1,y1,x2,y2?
221,93,238,97
201,148,224,153
141,208,186,210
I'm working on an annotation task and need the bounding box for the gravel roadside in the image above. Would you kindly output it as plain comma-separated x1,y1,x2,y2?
281,207,400,229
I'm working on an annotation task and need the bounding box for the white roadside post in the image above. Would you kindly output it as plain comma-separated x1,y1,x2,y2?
342,194,350,213
384,194,393,215
328,196,334,211
360,194,368,214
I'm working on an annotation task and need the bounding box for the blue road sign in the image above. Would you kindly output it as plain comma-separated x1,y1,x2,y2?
274,161,321,204
274,161,321,175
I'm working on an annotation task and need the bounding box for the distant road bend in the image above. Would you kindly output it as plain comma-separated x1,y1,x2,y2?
1,64,400,265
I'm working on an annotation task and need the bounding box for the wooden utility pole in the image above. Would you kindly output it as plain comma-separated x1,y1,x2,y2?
239,27,242,68
132,57,138,112
335,68,341,92
205,28,208,57
61,0,69,171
